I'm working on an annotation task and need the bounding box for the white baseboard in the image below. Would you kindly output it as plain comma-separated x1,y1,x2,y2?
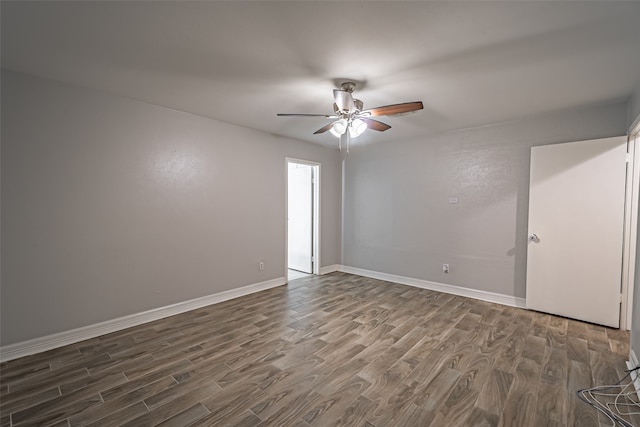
319,264,341,275
0,267,527,362
339,265,527,309
0,277,286,362
627,350,640,401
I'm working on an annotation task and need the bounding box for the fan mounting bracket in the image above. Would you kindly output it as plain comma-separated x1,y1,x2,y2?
340,81,356,93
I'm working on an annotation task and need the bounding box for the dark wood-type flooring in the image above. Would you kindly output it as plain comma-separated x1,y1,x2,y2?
1,272,636,426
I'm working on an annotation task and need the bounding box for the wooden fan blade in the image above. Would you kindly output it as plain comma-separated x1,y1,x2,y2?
313,121,337,134
333,90,354,113
362,118,391,132
277,113,338,118
362,101,424,117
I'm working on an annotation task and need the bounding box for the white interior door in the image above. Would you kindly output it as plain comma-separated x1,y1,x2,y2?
526,136,627,327
288,162,313,273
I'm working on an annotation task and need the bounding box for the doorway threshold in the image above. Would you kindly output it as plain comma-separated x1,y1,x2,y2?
288,269,311,281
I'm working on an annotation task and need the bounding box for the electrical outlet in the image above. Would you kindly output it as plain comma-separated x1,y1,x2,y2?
259,262,264,271
443,263,449,273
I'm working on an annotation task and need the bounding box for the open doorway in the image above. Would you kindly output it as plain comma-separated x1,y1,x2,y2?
286,159,320,281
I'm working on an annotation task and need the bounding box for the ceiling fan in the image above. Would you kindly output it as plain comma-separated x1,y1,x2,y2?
277,82,424,153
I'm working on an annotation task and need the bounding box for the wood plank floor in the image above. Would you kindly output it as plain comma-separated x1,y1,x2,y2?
0,272,636,426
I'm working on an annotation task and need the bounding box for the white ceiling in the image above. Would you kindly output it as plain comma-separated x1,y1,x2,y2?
2,1,640,147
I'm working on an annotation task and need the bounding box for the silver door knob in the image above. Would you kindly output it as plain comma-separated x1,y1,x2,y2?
529,234,538,241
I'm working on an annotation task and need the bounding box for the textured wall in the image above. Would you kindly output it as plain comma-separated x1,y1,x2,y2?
1,70,342,345
343,102,628,299
1,67,634,348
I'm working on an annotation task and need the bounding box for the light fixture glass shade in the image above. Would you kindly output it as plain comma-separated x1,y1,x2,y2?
349,119,367,138
330,119,348,137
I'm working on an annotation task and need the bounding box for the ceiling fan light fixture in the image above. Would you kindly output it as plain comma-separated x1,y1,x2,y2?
276,82,424,150
330,119,348,137
349,118,367,138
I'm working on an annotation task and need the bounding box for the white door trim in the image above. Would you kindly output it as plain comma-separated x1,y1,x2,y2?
622,126,640,330
286,158,321,277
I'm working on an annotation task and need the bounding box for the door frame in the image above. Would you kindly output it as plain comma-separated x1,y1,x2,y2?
622,125,640,330
285,158,321,277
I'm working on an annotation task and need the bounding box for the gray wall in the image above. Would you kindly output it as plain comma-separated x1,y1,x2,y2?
1,70,342,345
344,102,628,298
2,67,636,349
